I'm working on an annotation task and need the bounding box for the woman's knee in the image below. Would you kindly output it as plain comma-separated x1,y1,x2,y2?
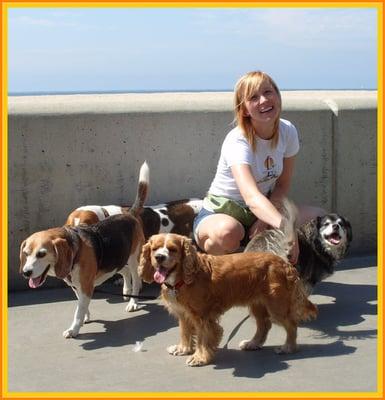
215,223,243,250
197,216,244,254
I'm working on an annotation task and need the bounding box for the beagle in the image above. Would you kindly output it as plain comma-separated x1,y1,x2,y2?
19,162,149,338
66,199,203,239
65,199,202,290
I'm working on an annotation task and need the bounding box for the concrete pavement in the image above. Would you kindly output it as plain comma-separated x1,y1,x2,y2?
7,255,378,394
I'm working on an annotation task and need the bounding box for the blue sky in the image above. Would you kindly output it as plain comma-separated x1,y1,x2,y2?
8,7,378,93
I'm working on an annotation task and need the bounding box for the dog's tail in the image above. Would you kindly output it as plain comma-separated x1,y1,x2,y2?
277,198,298,262
289,267,318,322
243,198,298,261
130,161,150,217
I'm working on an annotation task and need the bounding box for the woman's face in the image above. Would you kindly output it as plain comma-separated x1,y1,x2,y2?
243,81,281,128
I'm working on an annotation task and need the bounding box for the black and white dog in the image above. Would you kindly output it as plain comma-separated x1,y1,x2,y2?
244,201,353,294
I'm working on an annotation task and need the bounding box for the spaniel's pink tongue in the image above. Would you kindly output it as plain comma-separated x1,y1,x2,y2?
154,269,167,284
29,276,43,289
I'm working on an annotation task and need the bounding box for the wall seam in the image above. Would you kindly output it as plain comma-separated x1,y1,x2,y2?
323,99,339,212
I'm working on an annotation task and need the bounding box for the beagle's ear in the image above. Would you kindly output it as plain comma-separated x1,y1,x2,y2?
53,238,73,279
181,237,199,285
19,240,27,273
138,241,154,283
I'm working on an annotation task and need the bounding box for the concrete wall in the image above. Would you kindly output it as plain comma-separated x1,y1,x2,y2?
8,91,377,290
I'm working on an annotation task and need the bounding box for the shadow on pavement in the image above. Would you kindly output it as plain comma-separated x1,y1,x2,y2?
75,303,177,351
308,280,377,340
214,340,356,378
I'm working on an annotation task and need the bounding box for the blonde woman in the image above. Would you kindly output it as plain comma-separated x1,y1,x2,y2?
193,71,324,259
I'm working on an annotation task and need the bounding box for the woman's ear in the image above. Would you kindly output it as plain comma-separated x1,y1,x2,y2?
138,241,154,283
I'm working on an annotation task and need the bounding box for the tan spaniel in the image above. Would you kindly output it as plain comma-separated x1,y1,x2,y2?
139,233,318,367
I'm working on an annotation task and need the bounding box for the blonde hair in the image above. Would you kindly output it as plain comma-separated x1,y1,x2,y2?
234,71,281,152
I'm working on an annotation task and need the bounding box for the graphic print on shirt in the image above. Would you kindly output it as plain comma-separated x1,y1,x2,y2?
258,155,279,183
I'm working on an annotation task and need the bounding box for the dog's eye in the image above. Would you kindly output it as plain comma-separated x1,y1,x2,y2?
168,247,177,253
36,249,47,258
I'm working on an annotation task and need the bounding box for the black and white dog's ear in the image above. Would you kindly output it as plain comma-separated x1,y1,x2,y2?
343,217,353,243
312,216,323,240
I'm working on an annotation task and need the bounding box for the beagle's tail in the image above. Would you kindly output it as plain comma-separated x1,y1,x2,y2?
130,161,150,217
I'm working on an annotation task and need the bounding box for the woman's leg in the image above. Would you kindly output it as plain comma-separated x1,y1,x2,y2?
195,213,245,255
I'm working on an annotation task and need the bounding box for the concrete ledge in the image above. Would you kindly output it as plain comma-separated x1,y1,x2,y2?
8,91,377,290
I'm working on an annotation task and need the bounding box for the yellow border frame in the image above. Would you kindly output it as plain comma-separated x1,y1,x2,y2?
1,2,383,400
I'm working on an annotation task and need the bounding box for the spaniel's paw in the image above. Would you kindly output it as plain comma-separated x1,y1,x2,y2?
186,353,209,367
167,344,193,356
84,311,91,324
62,328,78,339
274,344,298,354
239,339,263,351
125,299,139,312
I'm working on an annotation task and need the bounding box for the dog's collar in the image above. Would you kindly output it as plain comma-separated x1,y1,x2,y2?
163,280,185,294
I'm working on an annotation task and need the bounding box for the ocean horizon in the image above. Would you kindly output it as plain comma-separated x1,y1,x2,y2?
8,87,377,97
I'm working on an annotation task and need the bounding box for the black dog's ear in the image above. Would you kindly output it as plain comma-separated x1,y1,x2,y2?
343,217,353,243
305,217,321,243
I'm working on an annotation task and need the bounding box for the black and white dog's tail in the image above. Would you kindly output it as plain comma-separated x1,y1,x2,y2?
130,161,150,217
244,198,298,262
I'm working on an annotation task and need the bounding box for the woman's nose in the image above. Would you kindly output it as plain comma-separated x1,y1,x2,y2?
259,94,268,103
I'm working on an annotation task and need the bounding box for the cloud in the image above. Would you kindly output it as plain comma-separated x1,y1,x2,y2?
191,8,377,49
8,12,115,31
256,8,376,48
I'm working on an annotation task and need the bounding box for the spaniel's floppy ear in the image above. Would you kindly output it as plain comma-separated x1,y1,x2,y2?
139,241,154,283
19,240,27,273
53,238,73,279
181,237,199,285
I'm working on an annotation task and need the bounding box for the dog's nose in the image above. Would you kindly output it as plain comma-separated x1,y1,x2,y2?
23,270,32,278
155,254,166,263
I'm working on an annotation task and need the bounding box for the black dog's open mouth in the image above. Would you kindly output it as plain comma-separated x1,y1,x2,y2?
28,265,50,289
324,232,341,245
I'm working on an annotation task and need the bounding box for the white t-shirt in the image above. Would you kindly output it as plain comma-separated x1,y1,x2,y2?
208,119,299,202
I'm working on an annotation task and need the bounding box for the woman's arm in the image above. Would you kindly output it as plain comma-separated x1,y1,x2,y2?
269,156,296,206
231,155,296,234
231,164,282,229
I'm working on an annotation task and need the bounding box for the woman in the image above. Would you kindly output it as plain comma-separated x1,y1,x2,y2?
193,71,324,259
